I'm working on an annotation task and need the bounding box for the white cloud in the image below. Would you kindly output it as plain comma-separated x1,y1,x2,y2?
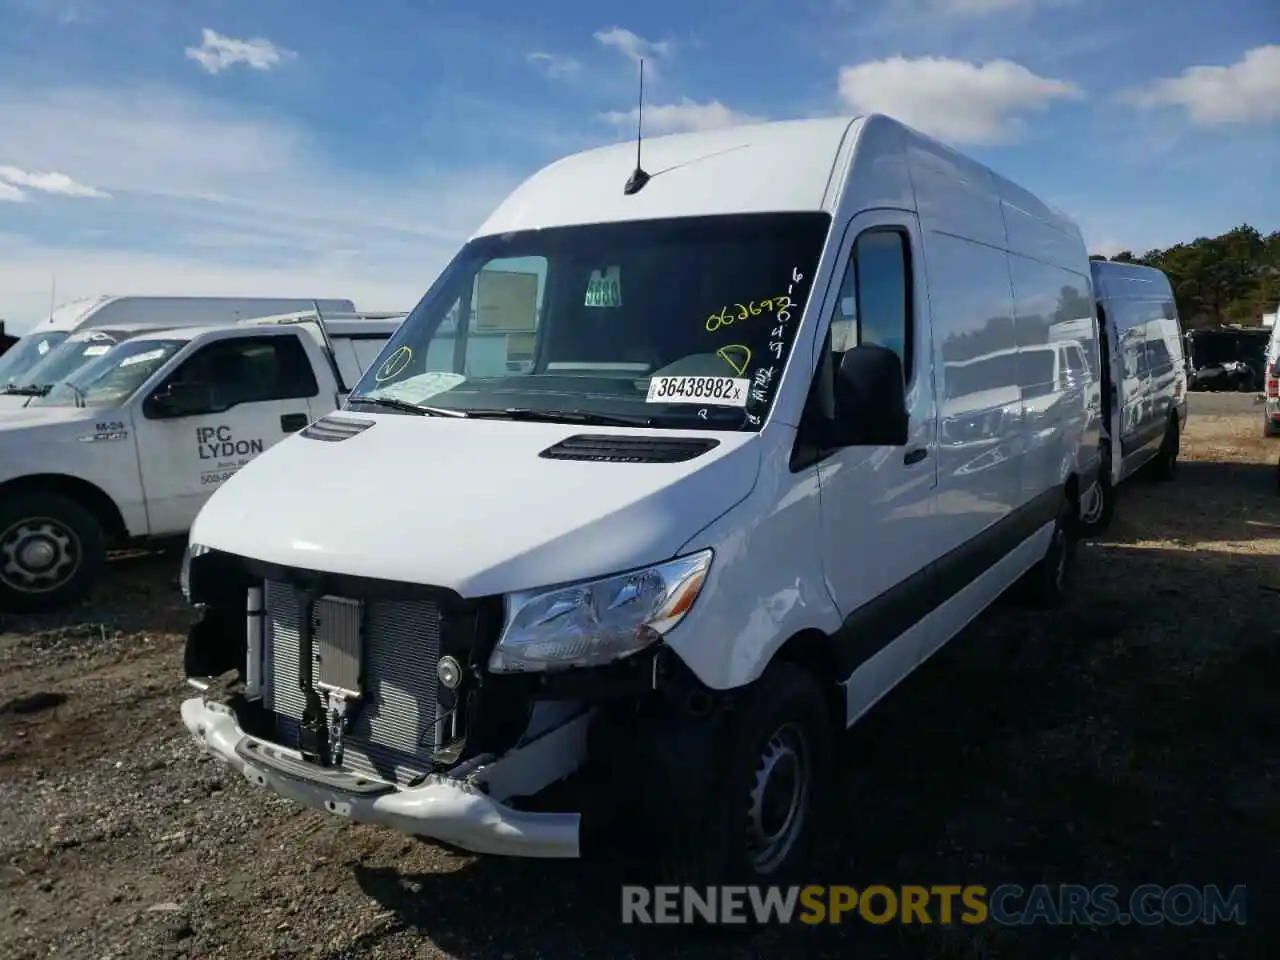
837,55,1083,144
527,52,583,80
0,84,520,330
1126,45,1280,126
0,181,26,203
0,165,109,198
594,27,671,75
929,0,1034,13
185,28,295,75
600,98,762,135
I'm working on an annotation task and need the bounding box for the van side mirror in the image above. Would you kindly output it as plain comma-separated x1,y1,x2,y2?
148,380,215,419
833,344,909,446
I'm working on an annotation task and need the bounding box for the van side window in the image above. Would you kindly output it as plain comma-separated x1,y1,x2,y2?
158,335,319,411
829,228,913,381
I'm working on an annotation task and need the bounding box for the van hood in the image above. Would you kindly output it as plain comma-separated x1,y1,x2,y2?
191,413,762,598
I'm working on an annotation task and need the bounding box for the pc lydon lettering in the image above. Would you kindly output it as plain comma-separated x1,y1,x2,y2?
197,425,264,460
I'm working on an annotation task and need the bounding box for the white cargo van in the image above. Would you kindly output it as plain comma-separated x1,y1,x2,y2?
0,295,358,392
1079,260,1188,534
1263,317,1279,437
179,114,1102,882
0,312,401,612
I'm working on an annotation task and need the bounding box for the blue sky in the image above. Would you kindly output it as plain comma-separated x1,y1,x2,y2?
0,0,1276,330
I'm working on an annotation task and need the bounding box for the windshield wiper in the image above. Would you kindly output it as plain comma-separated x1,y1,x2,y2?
347,395,469,418
460,408,657,427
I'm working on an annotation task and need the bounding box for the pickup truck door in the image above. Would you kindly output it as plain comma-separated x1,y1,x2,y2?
132,331,322,535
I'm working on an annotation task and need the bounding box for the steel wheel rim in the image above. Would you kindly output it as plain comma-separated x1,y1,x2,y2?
0,517,81,594
1080,481,1104,524
745,721,811,874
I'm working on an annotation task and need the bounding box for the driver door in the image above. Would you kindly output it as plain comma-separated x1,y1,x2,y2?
132,332,320,534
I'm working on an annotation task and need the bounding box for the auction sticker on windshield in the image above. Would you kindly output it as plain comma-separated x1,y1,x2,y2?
646,375,750,407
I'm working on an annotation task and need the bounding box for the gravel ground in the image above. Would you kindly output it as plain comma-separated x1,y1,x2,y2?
1,415,1277,959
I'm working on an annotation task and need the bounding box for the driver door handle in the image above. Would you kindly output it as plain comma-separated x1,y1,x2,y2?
903,447,928,465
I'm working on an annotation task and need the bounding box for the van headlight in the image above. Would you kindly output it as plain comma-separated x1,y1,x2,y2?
179,542,210,603
488,550,713,673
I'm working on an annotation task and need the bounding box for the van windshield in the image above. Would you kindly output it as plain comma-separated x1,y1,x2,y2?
347,213,831,430
0,332,70,388
4,330,125,393
30,338,185,409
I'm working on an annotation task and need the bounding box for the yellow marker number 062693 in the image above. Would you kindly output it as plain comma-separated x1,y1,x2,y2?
705,296,792,333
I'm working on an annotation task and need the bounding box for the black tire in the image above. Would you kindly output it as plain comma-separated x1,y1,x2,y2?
1077,473,1116,538
1150,415,1180,481
0,492,105,614
1018,494,1077,608
658,661,834,890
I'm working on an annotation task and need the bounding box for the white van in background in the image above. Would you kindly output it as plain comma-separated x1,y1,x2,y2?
0,311,401,613
179,114,1101,883
1263,316,1279,437
1080,260,1188,534
0,296,358,392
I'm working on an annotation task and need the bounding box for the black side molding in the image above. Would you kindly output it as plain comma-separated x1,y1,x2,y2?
832,485,1062,677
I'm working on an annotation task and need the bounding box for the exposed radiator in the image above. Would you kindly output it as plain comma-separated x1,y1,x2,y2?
261,579,443,785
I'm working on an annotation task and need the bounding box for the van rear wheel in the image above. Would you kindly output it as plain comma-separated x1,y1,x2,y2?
1017,494,1077,608
0,493,105,614
1151,415,1180,481
1078,474,1115,538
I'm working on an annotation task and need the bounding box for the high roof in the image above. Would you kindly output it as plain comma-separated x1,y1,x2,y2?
474,116,862,237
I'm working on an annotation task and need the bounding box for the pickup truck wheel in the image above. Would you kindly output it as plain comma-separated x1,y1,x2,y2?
1150,415,1180,481
660,662,833,889
0,493,105,614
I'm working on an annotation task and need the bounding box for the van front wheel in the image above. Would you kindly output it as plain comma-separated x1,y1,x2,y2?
660,662,833,888
0,493,105,614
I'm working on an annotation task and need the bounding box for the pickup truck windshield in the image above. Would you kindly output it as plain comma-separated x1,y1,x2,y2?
347,212,831,430
3,331,123,394
30,338,185,409
0,332,70,388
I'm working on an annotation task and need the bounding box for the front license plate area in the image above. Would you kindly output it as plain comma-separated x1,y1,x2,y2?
314,596,363,698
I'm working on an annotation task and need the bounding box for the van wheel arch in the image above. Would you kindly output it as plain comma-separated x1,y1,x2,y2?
770,629,846,730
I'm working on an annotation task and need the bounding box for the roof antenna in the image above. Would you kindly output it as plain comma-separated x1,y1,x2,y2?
623,58,651,196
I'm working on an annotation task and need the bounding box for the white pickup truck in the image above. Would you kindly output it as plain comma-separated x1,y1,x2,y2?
0,295,359,393
0,311,402,612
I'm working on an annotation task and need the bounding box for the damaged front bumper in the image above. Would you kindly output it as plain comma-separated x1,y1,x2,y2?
181,697,585,858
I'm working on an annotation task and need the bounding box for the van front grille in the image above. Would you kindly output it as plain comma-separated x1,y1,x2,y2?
261,580,443,785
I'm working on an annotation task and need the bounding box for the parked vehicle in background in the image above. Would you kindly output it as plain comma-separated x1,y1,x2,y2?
1184,326,1270,393
0,311,401,613
0,324,168,411
1264,319,1280,437
1079,260,1188,535
180,113,1102,884
0,295,358,392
